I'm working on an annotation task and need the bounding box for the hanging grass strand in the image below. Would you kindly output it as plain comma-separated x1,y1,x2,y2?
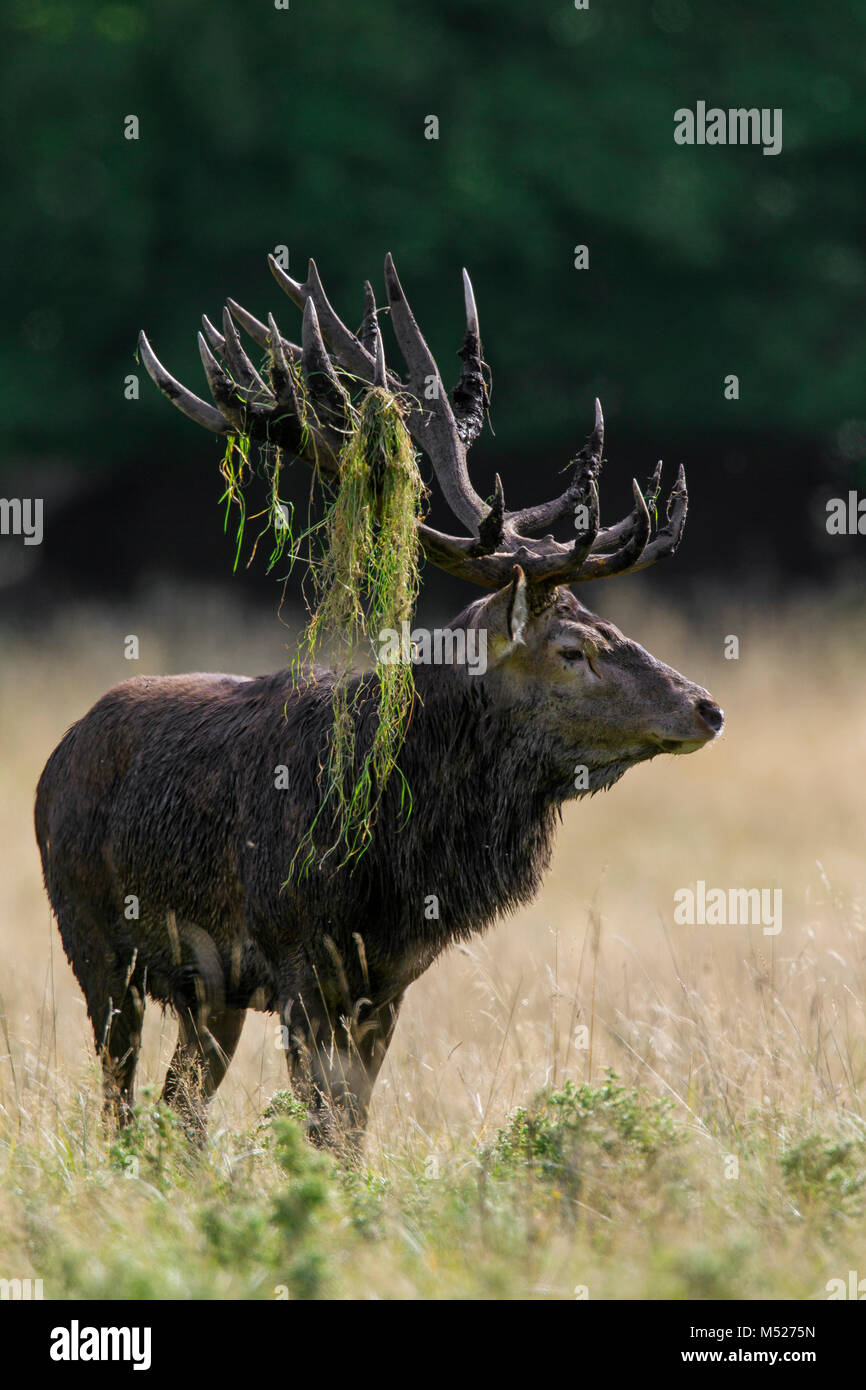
220,432,253,572
294,385,426,872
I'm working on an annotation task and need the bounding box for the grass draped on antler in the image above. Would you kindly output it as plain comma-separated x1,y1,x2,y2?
220,433,297,576
216,371,425,875
292,385,426,875
219,432,253,572
218,383,425,875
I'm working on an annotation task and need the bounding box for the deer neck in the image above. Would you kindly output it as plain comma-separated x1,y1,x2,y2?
395,665,561,942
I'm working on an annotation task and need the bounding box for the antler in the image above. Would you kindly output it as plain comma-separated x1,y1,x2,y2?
139,254,688,593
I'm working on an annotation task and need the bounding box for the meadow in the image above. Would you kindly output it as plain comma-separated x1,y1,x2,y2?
1,583,864,1300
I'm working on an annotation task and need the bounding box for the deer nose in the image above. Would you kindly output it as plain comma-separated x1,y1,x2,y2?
696,698,724,734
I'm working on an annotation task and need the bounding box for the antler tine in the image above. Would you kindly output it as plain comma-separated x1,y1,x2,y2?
646,458,664,504
574,480,652,581
266,312,295,395
138,331,229,434
197,331,252,426
509,398,604,535
384,252,486,531
265,311,310,433
475,473,505,554
358,281,379,357
227,297,302,362
592,458,664,554
201,314,225,356
451,268,487,448
301,298,351,419
590,395,604,457
221,307,271,397
628,464,688,572
269,255,402,392
463,266,479,338
373,327,387,387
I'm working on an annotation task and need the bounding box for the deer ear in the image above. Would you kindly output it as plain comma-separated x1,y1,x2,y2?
506,565,529,645
469,565,529,664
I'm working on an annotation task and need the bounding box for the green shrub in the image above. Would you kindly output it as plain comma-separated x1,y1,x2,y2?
780,1133,866,1215
489,1072,683,1208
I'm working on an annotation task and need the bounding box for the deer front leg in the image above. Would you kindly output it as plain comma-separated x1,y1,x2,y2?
162,1005,246,1143
282,994,404,1153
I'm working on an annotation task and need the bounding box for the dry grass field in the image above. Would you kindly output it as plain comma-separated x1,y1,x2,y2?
1,583,865,1300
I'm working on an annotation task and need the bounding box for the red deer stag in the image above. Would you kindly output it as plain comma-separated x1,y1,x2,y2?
35,253,723,1148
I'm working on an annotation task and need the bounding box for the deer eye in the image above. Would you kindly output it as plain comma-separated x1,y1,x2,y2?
560,648,585,662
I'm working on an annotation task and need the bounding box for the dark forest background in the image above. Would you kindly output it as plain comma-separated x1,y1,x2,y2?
2,0,865,621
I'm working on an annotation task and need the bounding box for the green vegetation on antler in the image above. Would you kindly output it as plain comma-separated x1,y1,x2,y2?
292,385,426,875
220,433,298,577
219,432,252,573
217,368,426,875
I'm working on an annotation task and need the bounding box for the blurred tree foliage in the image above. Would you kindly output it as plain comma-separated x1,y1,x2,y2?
1,0,865,485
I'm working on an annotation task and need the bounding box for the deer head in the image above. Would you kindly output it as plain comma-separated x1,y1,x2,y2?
139,253,723,794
